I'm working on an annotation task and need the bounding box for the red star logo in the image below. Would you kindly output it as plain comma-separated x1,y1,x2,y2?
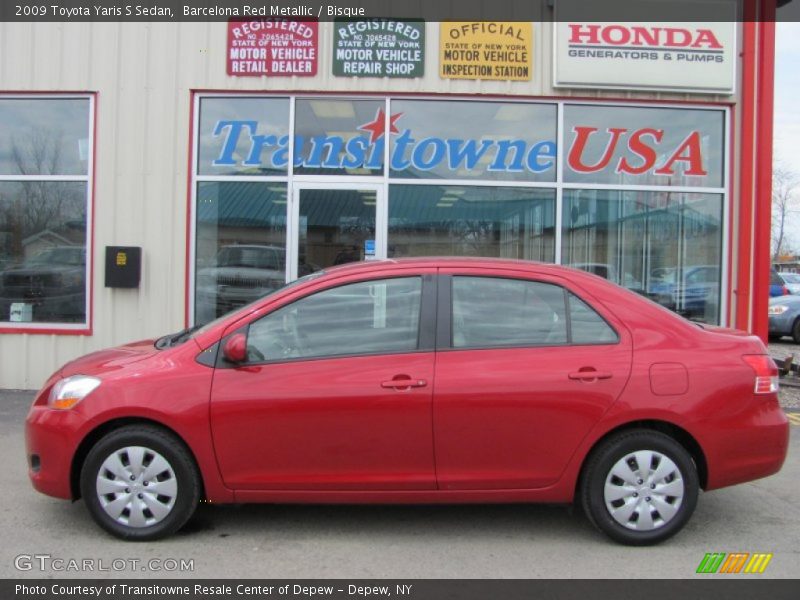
358,109,403,143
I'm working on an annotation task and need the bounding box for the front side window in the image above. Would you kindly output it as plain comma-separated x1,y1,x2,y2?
247,277,422,362
0,97,92,328
452,277,568,348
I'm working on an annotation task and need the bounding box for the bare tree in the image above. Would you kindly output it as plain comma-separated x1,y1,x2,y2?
0,128,83,259
772,164,800,260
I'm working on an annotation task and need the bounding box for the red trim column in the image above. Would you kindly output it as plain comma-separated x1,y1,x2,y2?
752,6,776,341
735,20,757,332
736,1,776,342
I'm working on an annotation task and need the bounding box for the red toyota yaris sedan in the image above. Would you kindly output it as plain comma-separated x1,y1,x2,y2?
25,258,789,544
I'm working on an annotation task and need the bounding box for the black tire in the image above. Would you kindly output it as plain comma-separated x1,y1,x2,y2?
80,425,201,541
792,319,800,344
580,429,699,546
768,334,783,343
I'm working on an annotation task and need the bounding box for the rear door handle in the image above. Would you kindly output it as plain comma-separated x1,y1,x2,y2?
381,377,427,390
568,370,613,381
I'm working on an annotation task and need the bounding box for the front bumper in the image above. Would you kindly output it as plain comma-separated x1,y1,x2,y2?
25,400,85,500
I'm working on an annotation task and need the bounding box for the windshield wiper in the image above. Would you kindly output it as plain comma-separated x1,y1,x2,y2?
155,325,202,349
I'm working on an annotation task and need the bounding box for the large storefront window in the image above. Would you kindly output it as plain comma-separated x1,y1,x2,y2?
562,190,723,324
192,95,728,326
195,182,287,322
294,99,385,176
199,97,290,176
0,97,92,328
563,105,724,188
390,100,557,182
388,185,555,261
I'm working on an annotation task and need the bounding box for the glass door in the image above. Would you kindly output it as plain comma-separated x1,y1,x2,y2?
289,183,385,281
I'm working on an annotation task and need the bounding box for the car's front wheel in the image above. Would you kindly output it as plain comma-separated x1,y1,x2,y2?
791,318,800,344
580,429,699,545
80,425,201,541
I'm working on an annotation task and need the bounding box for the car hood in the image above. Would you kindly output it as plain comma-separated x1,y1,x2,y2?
198,266,283,278
59,338,160,377
3,264,81,276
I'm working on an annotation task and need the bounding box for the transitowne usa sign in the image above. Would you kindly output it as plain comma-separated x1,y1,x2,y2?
553,22,736,94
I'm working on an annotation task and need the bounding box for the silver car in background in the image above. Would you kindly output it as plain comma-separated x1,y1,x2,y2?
769,294,800,342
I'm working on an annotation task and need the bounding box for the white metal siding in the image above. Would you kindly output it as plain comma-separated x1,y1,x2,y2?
0,21,740,389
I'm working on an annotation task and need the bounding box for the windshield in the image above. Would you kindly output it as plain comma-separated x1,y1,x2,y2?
215,246,285,270
26,248,84,266
782,273,800,284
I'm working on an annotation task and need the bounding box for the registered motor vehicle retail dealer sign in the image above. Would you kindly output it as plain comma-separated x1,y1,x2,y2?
333,19,425,78
440,22,532,81
553,22,736,93
227,19,318,77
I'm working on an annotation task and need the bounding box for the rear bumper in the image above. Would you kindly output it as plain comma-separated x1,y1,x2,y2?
704,396,790,491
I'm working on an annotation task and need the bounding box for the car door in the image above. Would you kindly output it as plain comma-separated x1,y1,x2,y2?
210,272,437,490
433,269,633,490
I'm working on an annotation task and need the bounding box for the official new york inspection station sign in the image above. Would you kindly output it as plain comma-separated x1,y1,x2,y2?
440,22,532,81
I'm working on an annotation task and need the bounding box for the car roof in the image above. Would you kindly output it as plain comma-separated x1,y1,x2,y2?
321,257,601,281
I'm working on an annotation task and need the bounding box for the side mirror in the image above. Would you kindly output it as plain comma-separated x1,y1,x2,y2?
222,333,248,363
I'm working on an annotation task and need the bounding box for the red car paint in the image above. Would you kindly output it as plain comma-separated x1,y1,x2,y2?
26,258,789,507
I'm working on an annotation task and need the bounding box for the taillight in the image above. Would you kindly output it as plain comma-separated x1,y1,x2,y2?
783,286,790,296
742,355,779,394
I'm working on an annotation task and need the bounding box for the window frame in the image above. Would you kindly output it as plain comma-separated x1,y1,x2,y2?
0,93,96,335
437,273,621,352
226,274,437,367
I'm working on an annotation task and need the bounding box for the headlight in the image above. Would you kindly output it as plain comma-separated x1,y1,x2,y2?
48,375,101,410
768,305,789,315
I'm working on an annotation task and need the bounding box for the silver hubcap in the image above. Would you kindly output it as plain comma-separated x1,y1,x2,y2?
95,446,177,528
603,450,685,531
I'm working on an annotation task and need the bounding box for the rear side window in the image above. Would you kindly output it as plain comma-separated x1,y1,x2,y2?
451,276,619,349
452,277,568,348
771,270,784,285
568,292,619,344
247,277,422,362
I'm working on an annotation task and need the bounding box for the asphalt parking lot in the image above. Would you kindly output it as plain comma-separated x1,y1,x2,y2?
1,389,797,579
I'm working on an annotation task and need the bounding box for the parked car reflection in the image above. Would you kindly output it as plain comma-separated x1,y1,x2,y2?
570,262,645,295
647,265,719,321
0,246,86,322
196,245,288,318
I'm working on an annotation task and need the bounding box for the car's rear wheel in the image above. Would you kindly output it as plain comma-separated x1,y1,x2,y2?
80,425,201,541
580,429,699,545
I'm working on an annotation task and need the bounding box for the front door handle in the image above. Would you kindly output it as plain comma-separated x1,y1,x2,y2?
381,376,427,390
568,369,613,382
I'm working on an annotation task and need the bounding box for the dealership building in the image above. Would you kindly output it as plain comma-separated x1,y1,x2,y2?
0,10,779,388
